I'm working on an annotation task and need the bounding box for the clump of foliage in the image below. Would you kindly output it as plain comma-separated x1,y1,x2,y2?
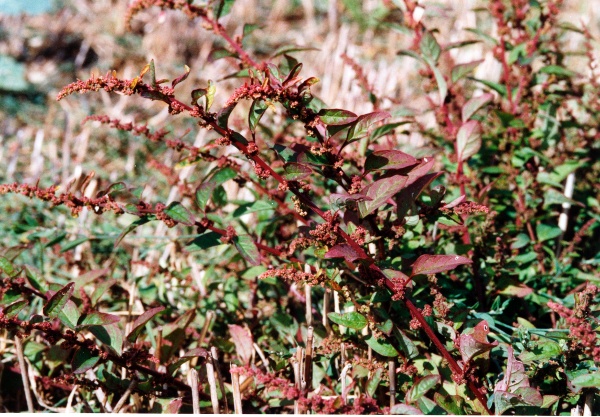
0,0,599,414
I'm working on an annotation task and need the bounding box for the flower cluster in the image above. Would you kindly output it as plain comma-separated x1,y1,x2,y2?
548,284,600,362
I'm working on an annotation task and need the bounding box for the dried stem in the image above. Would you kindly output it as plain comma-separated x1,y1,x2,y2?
231,364,243,414
112,378,137,413
206,348,220,414
188,368,200,414
14,336,34,412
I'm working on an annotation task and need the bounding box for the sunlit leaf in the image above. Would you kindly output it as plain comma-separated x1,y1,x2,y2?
327,312,368,330
411,254,471,276
127,306,165,343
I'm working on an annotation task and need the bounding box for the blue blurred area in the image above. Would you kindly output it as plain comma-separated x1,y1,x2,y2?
0,0,56,15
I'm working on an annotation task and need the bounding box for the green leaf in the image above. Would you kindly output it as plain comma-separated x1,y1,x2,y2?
90,279,117,306
164,202,195,226
90,323,124,355
365,335,399,357
186,232,223,251
195,167,237,211
283,162,313,181
71,346,100,374
430,65,447,105
451,60,483,83
434,394,464,415
462,93,493,122
539,65,576,78
127,306,165,343
0,256,19,278
213,0,236,19
405,374,440,404
59,237,88,253
317,109,357,126
78,312,120,329
366,368,383,397
469,77,507,97
24,265,47,293
115,216,153,248
327,312,368,330
233,235,261,266
397,49,426,64
536,224,562,242
43,282,75,318
456,120,481,162
358,175,409,218
411,254,471,276
511,233,530,250
4,299,28,318
58,300,81,330
249,99,268,132
369,121,411,141
420,31,441,63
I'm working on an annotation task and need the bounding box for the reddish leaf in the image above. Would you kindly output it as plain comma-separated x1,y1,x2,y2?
77,312,120,329
283,162,313,181
127,306,165,343
229,324,254,365
396,171,443,219
462,93,493,122
364,150,418,172
411,254,471,277
347,111,391,142
358,175,408,218
43,282,75,318
324,244,369,262
166,398,183,414
456,120,481,162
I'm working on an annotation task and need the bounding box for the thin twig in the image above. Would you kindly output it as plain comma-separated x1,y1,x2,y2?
14,336,34,412
389,360,396,407
211,347,229,414
112,378,137,413
303,326,314,393
65,384,79,413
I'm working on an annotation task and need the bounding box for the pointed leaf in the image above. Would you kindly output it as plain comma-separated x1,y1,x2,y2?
327,312,367,330
78,312,120,329
233,234,261,266
186,232,223,251
164,202,195,226
171,65,190,88
0,256,18,278
217,102,236,129
283,162,313,181
72,346,100,374
43,282,75,318
358,175,408,218
459,333,497,363
406,374,441,404
346,111,391,142
411,254,471,276
317,109,357,126
127,306,165,343
364,150,417,172
249,99,268,132
58,299,81,330
369,121,412,141
4,299,28,318
195,167,237,211
91,279,117,306
324,244,368,263
451,60,483,83
213,0,236,19
462,93,493,122
365,335,399,357
420,31,441,63
456,120,481,162
536,223,562,242
90,323,124,355
229,324,254,365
